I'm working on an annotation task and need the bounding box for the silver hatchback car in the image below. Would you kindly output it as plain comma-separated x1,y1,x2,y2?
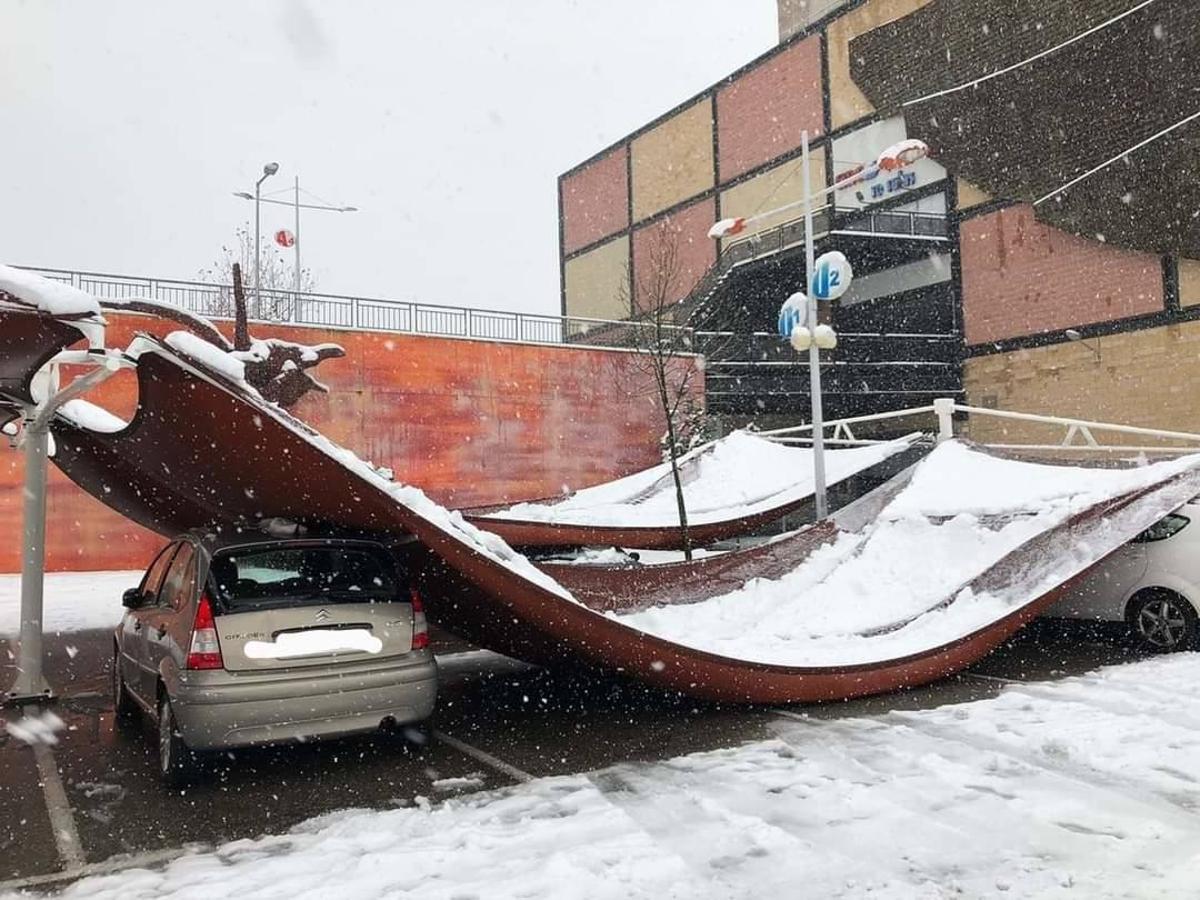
113,531,438,783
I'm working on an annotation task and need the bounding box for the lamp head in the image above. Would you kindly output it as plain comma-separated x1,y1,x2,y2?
263,162,280,177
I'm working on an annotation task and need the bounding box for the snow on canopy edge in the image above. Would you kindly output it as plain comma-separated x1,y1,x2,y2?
0,263,103,318
57,399,128,434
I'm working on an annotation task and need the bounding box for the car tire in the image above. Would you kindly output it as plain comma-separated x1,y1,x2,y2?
157,693,199,786
1127,590,1199,653
112,647,138,725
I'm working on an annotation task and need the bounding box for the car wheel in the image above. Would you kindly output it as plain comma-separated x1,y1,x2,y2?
157,693,199,785
1128,591,1199,653
111,648,137,725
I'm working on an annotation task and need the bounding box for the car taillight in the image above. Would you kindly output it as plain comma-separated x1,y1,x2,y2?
186,594,224,670
410,587,429,650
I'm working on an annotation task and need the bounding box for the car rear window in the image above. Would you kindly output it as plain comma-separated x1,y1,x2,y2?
208,543,405,612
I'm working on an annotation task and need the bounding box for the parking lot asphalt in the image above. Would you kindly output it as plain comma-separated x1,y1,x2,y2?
0,619,1147,891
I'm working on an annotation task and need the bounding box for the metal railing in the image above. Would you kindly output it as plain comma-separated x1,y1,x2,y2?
760,398,1200,455
15,266,677,352
675,206,948,325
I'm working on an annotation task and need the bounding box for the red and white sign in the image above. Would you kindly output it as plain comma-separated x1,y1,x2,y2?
274,229,296,248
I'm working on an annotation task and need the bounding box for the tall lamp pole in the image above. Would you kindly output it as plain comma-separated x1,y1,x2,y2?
711,134,928,521
251,162,280,310
799,131,828,519
233,177,357,308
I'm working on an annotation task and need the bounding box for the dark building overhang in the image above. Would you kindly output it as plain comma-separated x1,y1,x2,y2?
849,0,1200,257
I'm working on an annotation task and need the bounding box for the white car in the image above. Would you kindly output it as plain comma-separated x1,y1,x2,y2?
1047,502,1200,652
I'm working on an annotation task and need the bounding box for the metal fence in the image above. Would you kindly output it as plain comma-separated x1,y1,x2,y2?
16,266,671,351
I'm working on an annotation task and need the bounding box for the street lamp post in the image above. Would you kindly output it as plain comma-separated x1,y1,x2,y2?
254,163,279,311
710,133,928,520
800,131,828,519
233,177,358,313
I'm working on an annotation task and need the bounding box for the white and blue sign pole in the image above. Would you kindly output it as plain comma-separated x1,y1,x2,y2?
800,130,828,521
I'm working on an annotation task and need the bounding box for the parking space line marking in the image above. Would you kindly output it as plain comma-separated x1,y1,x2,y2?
960,672,1022,686
0,847,192,893
30,741,86,870
771,707,815,724
433,729,534,783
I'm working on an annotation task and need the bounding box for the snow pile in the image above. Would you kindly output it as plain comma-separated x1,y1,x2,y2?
57,399,128,434
0,570,140,636
488,431,914,527
45,653,1200,899
617,442,1200,667
4,709,65,747
0,263,101,317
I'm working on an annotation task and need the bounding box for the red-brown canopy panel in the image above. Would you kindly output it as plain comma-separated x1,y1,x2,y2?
0,306,92,407
460,437,917,551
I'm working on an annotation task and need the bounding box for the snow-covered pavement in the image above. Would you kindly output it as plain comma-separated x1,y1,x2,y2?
34,652,1200,900
0,572,138,637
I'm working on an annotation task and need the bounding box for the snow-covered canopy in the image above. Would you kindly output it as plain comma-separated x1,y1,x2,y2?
486,431,915,528
617,442,1200,667
0,263,102,318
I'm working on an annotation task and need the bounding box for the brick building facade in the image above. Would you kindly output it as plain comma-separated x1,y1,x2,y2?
559,0,1200,434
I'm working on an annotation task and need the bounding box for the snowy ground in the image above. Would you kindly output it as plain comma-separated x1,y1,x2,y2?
21,651,1198,899
0,572,138,637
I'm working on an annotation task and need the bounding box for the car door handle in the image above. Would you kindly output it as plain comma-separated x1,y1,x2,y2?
155,626,168,639
133,621,143,632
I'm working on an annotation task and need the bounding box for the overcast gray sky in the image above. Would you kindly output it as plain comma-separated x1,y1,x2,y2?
1,1,775,315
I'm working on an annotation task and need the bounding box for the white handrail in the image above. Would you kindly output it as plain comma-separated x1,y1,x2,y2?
949,403,1200,443
757,398,1200,453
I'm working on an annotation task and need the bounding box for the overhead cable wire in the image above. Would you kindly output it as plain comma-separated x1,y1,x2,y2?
1034,107,1200,205
902,0,1160,108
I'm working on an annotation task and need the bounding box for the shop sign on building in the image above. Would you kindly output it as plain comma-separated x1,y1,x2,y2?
831,116,945,210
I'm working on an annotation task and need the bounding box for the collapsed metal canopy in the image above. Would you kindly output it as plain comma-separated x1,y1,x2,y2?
5,305,1200,703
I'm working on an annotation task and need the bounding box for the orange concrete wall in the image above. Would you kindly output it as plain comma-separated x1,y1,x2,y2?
0,313,702,572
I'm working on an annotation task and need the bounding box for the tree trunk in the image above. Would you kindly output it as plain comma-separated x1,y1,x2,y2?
232,263,250,352
657,369,692,561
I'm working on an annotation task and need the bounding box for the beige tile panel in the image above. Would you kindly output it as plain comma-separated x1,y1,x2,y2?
779,0,853,40
827,0,936,130
956,178,991,211
631,100,715,222
1179,258,1200,307
718,148,827,241
564,236,631,322
964,320,1200,444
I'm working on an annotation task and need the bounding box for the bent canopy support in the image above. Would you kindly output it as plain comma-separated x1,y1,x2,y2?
0,304,127,703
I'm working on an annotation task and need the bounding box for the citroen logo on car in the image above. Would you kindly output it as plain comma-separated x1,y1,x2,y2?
314,608,331,621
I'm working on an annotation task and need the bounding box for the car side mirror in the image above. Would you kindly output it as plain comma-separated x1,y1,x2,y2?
122,587,144,609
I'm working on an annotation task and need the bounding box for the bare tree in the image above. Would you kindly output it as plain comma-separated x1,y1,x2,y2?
199,222,316,321
615,229,710,561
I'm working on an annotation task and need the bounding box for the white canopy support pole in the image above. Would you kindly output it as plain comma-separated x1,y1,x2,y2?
5,353,124,706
